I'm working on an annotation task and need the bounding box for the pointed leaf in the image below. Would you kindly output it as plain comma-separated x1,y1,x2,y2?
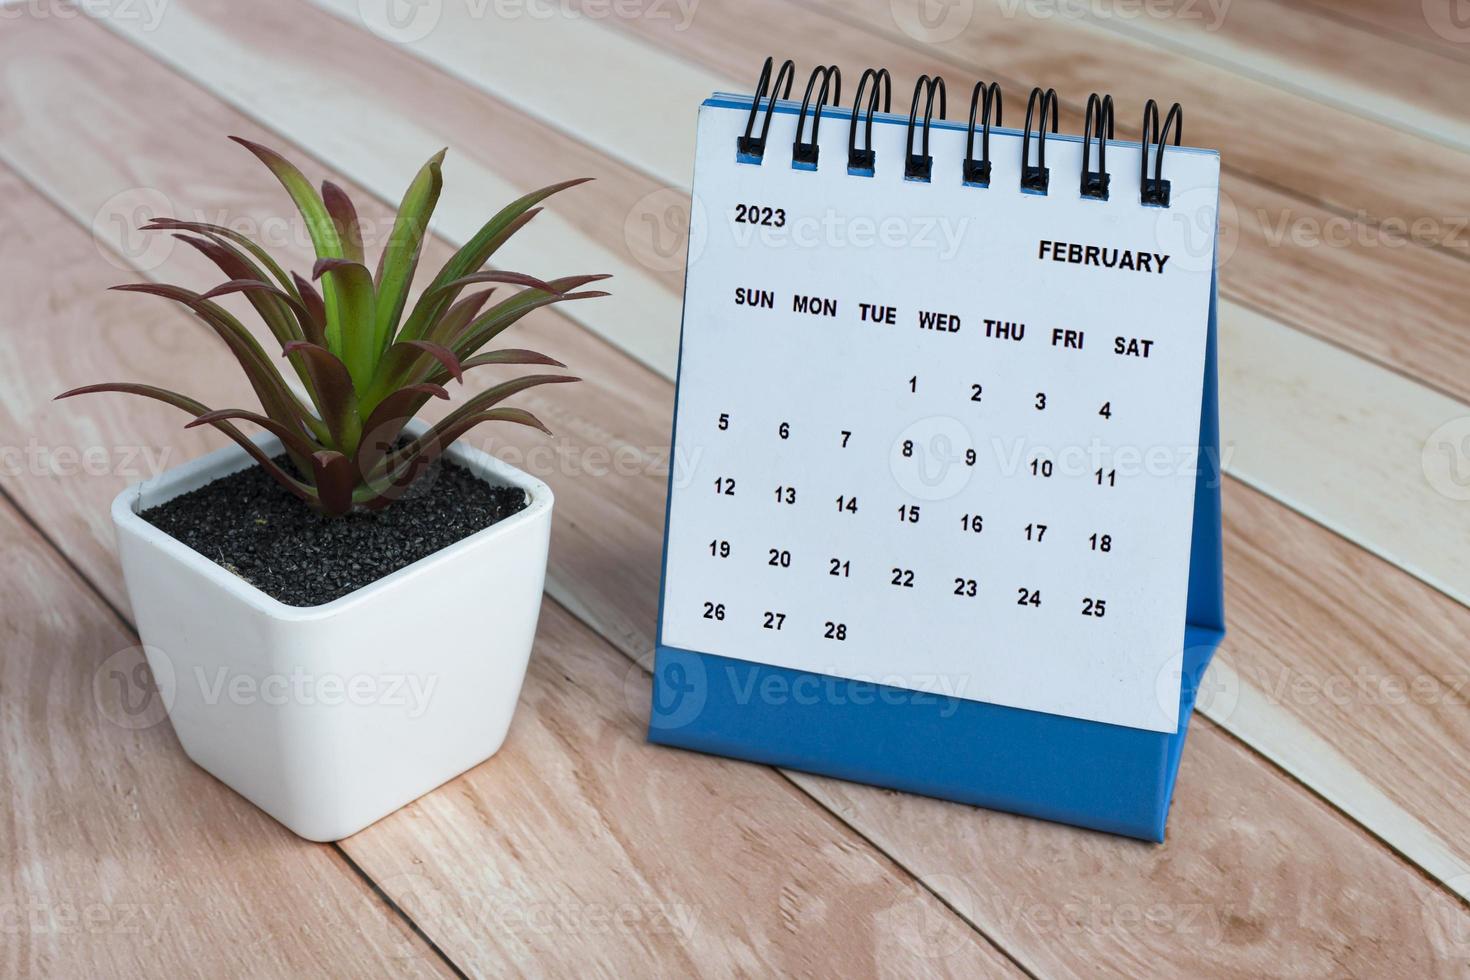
110,283,326,443
423,270,560,303
360,407,555,510
174,235,305,350
281,341,361,451
321,181,364,264
459,349,567,371
311,450,357,517
143,218,299,300
374,149,445,353
353,382,452,476
427,287,496,346
371,374,578,481
398,177,592,343
230,137,344,261
291,271,328,347
186,408,321,461
453,288,609,360
55,383,314,503
312,258,377,388
394,340,463,382
198,278,312,325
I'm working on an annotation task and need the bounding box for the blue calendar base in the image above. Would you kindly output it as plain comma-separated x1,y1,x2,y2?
649,625,1223,842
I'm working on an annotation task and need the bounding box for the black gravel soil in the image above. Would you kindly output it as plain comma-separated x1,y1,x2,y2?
142,453,528,607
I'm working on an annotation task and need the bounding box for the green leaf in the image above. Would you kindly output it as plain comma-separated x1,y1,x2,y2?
232,138,366,391
280,341,361,453
321,181,364,264
312,258,378,391
230,138,344,261
187,410,355,517
374,149,445,355
397,177,591,344
111,283,327,445
144,218,300,301
173,234,304,349
54,383,315,503
458,348,567,371
359,406,556,510
451,285,609,360
291,272,328,347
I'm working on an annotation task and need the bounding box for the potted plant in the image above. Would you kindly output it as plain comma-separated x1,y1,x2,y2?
59,139,607,841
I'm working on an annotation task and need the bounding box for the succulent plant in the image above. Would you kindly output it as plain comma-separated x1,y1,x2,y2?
59,139,605,517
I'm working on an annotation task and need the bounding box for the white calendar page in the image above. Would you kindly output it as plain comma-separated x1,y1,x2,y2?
659,95,1220,734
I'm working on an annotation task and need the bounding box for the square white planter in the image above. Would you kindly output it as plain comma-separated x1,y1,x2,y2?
111,421,552,841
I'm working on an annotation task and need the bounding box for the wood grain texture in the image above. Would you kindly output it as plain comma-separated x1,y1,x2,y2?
7,1,1470,974
0,171,452,971
290,0,1470,611
343,600,1020,976
1288,0,1470,63
0,21,1020,975
810,0,1470,257
1071,0,1470,152
40,0,1470,910
59,0,682,375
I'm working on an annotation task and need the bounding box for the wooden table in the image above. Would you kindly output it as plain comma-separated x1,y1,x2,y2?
2,0,1467,974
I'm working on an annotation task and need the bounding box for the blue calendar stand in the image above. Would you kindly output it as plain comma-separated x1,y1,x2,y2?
649,281,1225,843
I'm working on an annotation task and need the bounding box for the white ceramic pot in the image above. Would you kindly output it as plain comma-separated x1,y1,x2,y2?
111,421,552,841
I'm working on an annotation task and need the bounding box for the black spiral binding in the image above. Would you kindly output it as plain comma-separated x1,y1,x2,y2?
1022,87,1059,194
848,68,892,173
1141,99,1183,207
793,66,841,168
734,61,1182,208
737,57,795,162
905,75,946,181
1081,93,1114,200
963,81,1002,187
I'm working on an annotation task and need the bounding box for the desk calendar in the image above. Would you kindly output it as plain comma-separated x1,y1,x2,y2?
650,61,1226,841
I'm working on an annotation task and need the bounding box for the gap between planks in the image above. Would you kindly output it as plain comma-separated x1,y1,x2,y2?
63,0,1470,905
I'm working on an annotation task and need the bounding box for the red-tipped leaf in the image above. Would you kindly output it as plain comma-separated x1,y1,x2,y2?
55,383,314,503
321,181,364,265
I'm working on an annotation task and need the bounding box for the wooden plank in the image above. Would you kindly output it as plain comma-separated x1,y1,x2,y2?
309,0,1470,258
0,219,452,975
83,0,1470,617
552,0,1470,400
0,28,1019,977
816,0,1470,255
51,3,680,376
13,7,1470,973
344,599,1020,975
14,142,1470,979
0,502,453,977
1289,0,1470,62
1065,0,1470,153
